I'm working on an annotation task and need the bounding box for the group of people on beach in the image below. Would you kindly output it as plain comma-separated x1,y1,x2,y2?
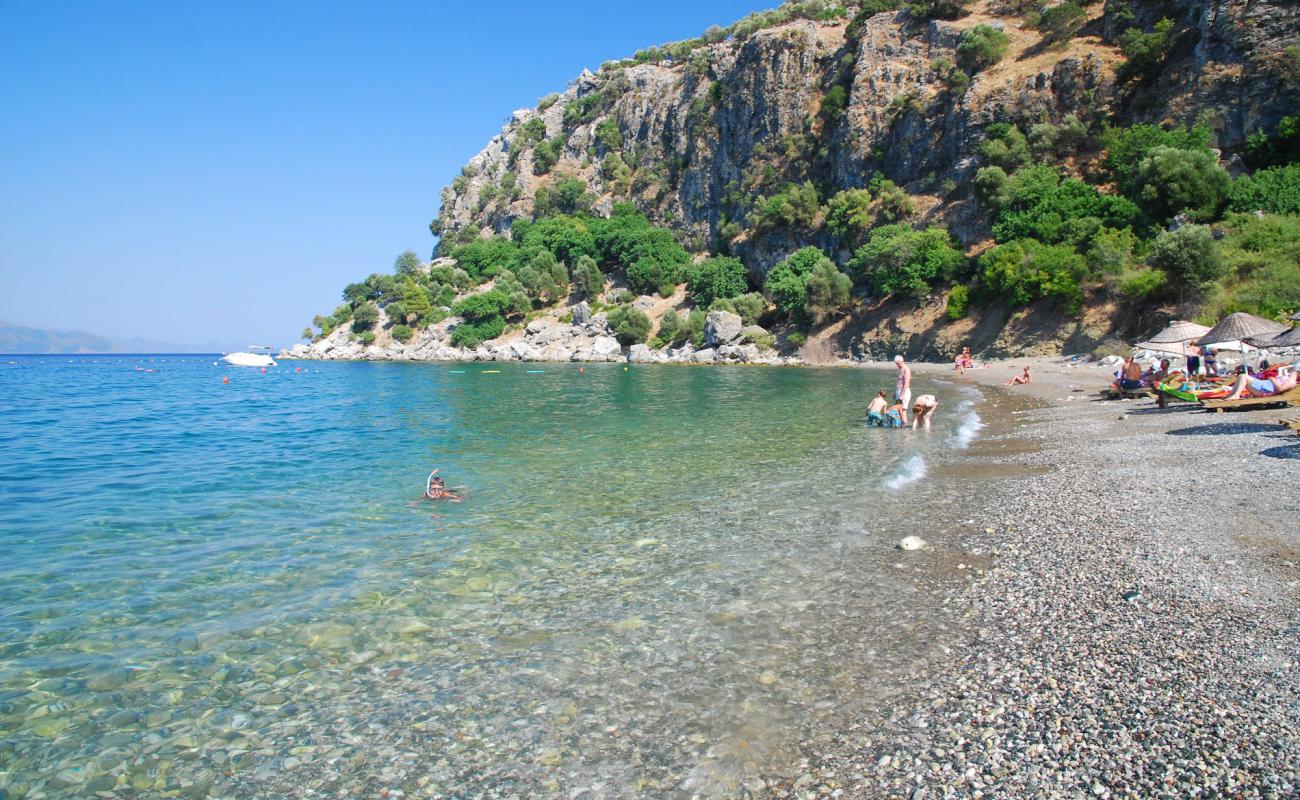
866,355,937,430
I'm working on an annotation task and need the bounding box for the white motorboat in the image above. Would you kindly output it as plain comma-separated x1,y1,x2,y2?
222,347,277,367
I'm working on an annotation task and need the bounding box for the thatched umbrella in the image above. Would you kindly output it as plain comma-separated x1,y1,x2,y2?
1137,320,1212,369
1199,312,1289,370
1263,326,1300,348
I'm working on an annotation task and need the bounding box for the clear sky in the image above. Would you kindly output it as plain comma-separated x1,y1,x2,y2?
0,0,766,348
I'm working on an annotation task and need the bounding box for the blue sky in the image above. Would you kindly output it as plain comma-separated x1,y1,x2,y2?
0,0,766,348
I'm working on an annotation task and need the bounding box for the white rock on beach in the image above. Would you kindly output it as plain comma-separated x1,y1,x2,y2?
897,536,928,551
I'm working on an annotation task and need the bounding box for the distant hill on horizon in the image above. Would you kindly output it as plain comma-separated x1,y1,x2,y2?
0,321,240,354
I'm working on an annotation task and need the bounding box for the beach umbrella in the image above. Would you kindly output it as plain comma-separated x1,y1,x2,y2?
1264,326,1300,348
1144,320,1211,344
1137,320,1212,364
1198,312,1288,369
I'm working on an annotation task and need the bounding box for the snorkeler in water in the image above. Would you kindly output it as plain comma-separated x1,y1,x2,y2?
421,469,462,502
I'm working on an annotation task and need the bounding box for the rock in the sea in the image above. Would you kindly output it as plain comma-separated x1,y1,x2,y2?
704,311,743,347
691,347,717,363
897,536,928,551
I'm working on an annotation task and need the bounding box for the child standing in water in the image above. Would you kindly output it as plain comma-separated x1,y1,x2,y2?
866,390,888,426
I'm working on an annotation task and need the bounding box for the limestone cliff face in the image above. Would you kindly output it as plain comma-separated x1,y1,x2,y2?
435,0,1298,278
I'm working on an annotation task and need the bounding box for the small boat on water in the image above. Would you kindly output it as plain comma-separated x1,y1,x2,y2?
222,346,277,367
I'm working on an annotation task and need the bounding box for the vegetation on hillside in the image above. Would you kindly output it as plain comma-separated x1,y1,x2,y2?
309,1,1300,351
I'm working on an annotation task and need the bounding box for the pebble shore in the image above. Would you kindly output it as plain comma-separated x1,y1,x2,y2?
782,361,1300,799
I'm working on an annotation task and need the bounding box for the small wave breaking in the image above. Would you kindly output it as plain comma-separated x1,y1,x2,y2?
882,454,927,490
948,397,984,450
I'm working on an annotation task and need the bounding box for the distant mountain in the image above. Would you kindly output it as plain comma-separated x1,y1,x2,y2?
0,321,238,354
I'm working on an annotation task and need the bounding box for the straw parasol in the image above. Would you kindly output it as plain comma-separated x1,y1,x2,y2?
1136,320,1211,362
1264,326,1300,348
1198,313,1287,347
1199,312,1288,369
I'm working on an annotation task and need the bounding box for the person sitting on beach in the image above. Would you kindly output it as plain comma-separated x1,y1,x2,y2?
1005,366,1032,386
911,394,938,430
866,390,889,427
954,347,972,376
1149,358,1171,384
421,469,462,502
1114,356,1143,391
884,397,907,428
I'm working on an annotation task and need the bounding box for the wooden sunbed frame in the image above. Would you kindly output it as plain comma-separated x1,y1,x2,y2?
1280,417,1300,435
1200,384,1300,413
1101,385,1155,400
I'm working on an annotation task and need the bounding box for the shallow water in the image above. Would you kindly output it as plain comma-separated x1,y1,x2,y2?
0,356,984,798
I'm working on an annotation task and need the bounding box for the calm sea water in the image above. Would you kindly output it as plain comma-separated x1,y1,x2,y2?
0,355,983,798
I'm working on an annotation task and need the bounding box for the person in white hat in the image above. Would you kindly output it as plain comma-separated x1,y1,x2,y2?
894,355,912,424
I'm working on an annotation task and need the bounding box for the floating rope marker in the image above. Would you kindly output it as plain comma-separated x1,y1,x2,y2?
449,370,466,374
526,370,545,374
481,370,501,374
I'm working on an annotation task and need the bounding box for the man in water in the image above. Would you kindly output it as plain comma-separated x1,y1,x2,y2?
894,355,912,424
866,389,888,426
422,469,462,502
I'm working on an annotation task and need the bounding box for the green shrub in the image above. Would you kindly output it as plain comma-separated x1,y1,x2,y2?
450,316,505,349
1147,225,1225,298
749,181,822,231
826,188,875,243
977,239,1087,312
1228,165,1300,215
572,254,605,298
451,237,521,281
358,331,377,345
391,324,414,342
1038,1,1086,42
399,277,434,325
607,305,652,345
957,24,1010,71
1117,18,1173,83
1133,146,1230,224
351,301,379,332
686,309,708,347
1244,114,1300,168
532,135,566,175
803,259,854,323
514,215,597,265
931,58,969,96
742,328,777,350
394,250,422,276
537,93,560,112
979,123,1032,171
991,171,1139,246
974,166,1010,209
1086,226,1138,275
732,292,767,325
534,176,594,217
601,153,633,195
848,224,964,299
595,118,623,151
1118,267,1169,301
946,283,969,319
452,288,509,322
1204,212,1300,319
1103,122,1212,196
653,310,684,347
875,180,914,222
687,256,750,306
906,0,969,20
786,331,807,347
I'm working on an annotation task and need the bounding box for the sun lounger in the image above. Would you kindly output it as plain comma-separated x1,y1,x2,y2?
1200,384,1300,413
1102,385,1155,400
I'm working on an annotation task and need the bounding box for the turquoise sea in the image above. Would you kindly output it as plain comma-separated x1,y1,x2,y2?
0,355,985,798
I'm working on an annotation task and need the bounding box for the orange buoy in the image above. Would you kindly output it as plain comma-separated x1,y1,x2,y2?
295,367,301,373
223,376,229,384
579,367,585,373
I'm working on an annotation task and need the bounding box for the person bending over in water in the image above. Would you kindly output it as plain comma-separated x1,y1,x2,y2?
422,469,462,502
912,394,938,430
884,397,907,428
1005,366,1032,386
866,389,888,427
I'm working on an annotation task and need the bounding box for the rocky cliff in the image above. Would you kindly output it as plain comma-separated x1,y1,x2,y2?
434,0,1299,278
